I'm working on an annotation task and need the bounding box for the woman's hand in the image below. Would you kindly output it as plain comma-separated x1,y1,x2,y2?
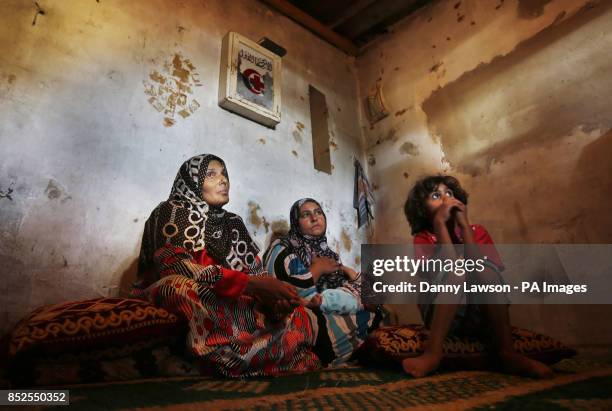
272,298,303,320
310,255,341,282
245,276,299,303
246,277,304,322
340,265,359,281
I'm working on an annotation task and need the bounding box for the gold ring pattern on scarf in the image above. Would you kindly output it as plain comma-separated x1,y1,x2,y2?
188,211,203,224
163,222,179,238
185,226,200,239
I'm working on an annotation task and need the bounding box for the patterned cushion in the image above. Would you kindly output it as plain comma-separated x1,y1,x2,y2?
9,298,186,358
9,340,199,388
356,324,577,370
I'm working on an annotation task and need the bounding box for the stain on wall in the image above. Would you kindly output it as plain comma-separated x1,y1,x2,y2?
31,1,45,26
429,62,443,73
265,219,290,247
367,154,376,166
292,130,302,143
340,228,352,252
292,121,305,143
248,201,269,234
45,180,61,199
370,128,398,149
144,53,201,127
0,182,14,201
270,220,289,235
399,141,420,156
518,0,554,19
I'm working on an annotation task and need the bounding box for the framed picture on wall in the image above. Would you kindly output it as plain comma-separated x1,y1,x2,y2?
218,32,282,128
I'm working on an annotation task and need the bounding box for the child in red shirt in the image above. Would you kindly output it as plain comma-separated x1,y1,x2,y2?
402,175,552,379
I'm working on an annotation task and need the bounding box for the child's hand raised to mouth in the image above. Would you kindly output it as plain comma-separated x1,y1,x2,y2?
433,196,466,225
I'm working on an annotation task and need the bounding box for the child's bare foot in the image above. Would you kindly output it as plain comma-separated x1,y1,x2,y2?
402,351,443,378
498,349,554,379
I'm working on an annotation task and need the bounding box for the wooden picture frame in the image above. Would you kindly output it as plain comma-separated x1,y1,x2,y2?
218,32,282,128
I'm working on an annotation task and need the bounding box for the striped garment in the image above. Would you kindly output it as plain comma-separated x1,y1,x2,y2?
264,241,376,367
132,245,322,377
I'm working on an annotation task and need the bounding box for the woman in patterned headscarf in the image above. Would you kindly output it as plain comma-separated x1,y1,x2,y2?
132,154,321,377
263,198,382,367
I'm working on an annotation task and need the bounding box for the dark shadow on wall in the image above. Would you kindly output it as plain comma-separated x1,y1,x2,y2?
118,257,139,297
567,128,612,243
421,1,612,176
0,255,29,334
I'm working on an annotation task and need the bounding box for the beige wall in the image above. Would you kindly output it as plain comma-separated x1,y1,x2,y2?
0,0,366,334
356,0,612,345
1,0,610,347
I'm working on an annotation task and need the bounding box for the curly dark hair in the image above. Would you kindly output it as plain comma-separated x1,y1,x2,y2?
404,175,469,235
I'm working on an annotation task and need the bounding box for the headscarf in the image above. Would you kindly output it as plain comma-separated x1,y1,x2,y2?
278,198,345,291
137,154,261,286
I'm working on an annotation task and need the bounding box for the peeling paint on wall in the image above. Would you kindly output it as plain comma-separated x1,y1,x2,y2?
44,179,71,202
367,154,376,166
0,182,14,201
144,53,201,127
517,0,554,19
370,128,398,149
270,220,289,237
331,239,341,254
292,131,302,143
340,228,352,252
429,62,443,73
247,201,270,235
399,141,420,156
31,2,45,26
45,180,62,200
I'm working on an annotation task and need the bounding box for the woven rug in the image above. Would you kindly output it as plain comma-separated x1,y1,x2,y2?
30,357,612,410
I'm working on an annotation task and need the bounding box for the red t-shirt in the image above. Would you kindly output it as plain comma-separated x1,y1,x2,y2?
413,224,504,271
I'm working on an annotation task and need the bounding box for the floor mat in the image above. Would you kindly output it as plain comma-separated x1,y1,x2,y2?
29,357,612,410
